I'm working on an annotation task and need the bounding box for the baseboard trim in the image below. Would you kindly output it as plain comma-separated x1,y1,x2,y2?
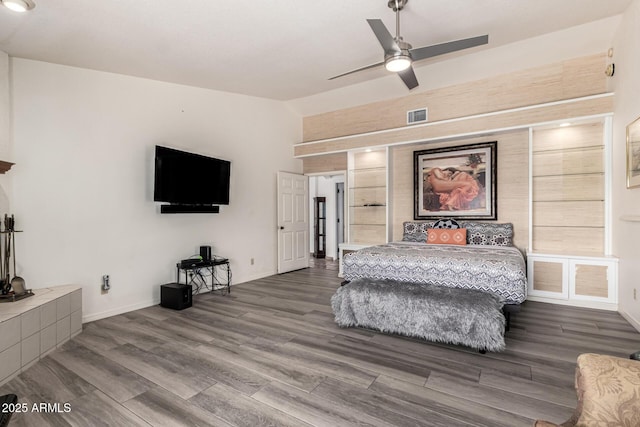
526,296,618,311
619,309,640,333
81,271,278,323
82,299,158,323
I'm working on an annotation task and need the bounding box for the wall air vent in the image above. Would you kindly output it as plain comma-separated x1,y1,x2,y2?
407,108,428,124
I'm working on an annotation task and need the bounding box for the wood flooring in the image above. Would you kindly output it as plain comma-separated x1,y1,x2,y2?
2,262,639,427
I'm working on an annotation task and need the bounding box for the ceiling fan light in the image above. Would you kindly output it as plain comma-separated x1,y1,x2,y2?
2,0,35,12
385,55,412,72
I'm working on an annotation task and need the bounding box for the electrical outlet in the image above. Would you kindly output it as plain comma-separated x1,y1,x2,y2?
250,258,255,265
102,275,110,294
634,288,637,301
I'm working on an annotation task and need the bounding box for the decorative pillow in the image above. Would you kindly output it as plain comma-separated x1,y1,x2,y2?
402,221,434,242
461,222,514,246
427,228,467,245
432,218,460,229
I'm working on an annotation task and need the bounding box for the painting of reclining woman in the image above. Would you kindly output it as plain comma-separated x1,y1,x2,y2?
414,141,497,220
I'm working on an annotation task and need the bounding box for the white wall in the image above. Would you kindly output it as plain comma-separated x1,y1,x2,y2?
0,52,10,213
9,58,301,322
610,0,640,330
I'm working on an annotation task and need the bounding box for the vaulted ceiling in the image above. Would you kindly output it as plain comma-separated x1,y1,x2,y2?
0,0,632,100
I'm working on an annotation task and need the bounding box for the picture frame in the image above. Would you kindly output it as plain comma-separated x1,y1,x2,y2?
627,116,640,189
414,141,497,220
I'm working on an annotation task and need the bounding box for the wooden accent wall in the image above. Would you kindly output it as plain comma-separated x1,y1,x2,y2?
294,95,612,157
302,54,606,143
391,130,529,249
302,153,347,174
531,122,605,255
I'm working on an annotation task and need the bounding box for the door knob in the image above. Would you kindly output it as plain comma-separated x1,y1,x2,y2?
279,226,284,230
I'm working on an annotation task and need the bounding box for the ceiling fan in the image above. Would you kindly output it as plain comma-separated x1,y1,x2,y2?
329,0,489,90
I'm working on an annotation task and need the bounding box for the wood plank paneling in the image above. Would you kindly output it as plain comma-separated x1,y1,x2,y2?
533,261,564,293
391,131,529,250
303,54,606,142
532,227,604,255
532,123,604,152
303,153,347,174
574,264,609,298
532,174,604,201
294,95,613,157
532,147,604,177
532,201,604,227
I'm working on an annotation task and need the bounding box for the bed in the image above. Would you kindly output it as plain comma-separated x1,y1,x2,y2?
333,221,527,350
342,221,527,305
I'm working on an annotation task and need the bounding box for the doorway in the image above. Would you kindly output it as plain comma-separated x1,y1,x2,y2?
308,173,345,260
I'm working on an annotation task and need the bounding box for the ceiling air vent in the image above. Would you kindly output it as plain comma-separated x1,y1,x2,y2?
407,108,428,125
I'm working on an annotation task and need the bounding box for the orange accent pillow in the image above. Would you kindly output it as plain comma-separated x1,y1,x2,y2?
427,228,467,245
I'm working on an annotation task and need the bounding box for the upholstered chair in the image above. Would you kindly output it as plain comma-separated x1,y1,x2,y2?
534,353,640,427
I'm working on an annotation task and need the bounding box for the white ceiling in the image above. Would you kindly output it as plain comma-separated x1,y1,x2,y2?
0,0,632,101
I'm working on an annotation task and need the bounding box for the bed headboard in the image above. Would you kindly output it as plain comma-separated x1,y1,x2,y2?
402,221,514,246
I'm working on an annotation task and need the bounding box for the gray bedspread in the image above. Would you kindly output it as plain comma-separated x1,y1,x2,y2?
342,242,527,305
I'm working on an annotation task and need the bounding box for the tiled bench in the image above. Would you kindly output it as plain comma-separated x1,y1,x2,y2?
0,285,82,386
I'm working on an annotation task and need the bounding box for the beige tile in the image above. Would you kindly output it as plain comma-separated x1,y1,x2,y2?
71,309,82,335
0,343,21,384
57,316,71,345
57,294,71,320
21,307,40,339
41,300,57,328
21,331,40,366
0,316,20,353
71,289,82,312
41,323,56,355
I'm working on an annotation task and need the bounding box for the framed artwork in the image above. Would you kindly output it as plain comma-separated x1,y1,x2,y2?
627,116,640,189
414,141,497,220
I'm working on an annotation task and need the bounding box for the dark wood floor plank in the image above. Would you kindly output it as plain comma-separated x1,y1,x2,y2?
369,374,534,427
286,335,430,386
105,343,217,399
239,336,379,389
425,371,574,423
48,340,155,403
194,340,326,392
251,380,395,427
124,386,234,427
312,377,475,427
61,390,149,427
190,382,312,427
479,370,577,407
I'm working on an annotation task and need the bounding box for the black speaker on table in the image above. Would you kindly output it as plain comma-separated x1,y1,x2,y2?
160,283,192,310
200,245,211,261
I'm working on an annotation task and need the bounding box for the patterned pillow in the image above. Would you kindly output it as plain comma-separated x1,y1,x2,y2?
427,228,467,245
461,222,514,246
432,218,460,229
402,221,434,242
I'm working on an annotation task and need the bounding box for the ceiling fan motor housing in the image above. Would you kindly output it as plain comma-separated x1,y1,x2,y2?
388,0,408,12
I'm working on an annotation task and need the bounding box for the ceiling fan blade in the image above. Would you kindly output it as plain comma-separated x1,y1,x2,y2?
398,66,419,90
409,35,488,61
328,61,385,80
367,19,400,54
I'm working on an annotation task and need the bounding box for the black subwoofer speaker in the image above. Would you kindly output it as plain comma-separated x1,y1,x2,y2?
160,283,192,310
199,245,211,261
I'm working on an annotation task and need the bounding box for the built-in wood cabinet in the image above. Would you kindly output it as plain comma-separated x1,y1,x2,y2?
527,253,618,306
528,117,617,308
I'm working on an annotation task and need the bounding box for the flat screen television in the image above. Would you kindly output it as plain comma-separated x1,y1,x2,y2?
153,145,231,206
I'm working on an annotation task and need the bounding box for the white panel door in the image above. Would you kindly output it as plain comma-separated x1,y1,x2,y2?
277,171,309,273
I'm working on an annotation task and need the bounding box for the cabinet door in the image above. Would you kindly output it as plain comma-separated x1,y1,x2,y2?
527,256,569,299
569,260,617,303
